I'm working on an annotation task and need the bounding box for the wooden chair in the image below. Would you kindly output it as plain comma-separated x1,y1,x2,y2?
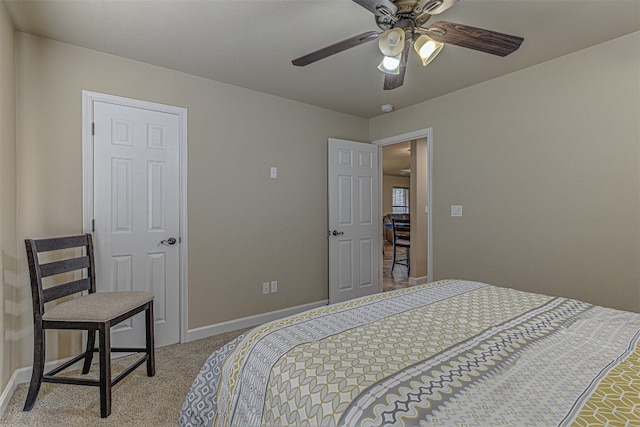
24,234,155,418
391,218,410,274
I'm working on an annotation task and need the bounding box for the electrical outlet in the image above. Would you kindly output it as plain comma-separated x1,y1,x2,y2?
262,282,270,294
270,281,278,293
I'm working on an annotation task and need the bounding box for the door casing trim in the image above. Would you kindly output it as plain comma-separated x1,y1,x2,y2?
81,90,188,344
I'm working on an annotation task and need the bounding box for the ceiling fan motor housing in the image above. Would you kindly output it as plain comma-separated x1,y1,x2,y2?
376,0,443,31
395,0,441,15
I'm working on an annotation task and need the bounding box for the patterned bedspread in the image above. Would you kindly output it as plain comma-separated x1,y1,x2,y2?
179,280,640,426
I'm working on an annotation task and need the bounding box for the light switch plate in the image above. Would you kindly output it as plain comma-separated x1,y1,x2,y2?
451,205,462,217
270,167,277,179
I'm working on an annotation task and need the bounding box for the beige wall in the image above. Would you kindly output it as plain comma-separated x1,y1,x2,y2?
371,32,640,312
12,32,368,368
0,1,16,394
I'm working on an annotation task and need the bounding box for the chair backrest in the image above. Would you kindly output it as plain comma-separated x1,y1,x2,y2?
25,234,96,315
392,218,410,242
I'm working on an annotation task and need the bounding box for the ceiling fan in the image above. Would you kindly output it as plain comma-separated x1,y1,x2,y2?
292,0,524,90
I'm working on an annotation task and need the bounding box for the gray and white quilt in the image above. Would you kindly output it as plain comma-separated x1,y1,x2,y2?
179,280,640,426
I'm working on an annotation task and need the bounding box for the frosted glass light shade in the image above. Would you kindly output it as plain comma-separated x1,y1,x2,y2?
378,28,405,57
377,54,401,75
414,34,444,66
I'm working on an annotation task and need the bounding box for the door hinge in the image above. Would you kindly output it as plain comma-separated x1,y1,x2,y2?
91,122,95,136
91,219,95,232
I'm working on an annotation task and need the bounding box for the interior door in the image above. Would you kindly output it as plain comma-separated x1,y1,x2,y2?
328,138,380,304
92,100,181,348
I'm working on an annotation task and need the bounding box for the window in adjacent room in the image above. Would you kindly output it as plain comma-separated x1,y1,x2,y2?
392,187,409,214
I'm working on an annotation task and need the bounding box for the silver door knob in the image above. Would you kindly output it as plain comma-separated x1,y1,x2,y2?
161,237,177,245
332,230,344,236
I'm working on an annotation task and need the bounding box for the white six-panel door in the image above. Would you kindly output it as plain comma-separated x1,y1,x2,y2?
92,100,181,348
328,138,380,304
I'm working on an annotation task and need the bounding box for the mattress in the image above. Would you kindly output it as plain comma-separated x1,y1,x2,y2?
179,280,640,426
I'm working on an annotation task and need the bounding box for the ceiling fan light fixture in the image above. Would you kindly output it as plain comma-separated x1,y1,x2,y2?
378,28,405,57
414,34,444,66
377,54,402,75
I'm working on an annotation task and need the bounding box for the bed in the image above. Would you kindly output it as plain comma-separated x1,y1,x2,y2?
179,279,640,426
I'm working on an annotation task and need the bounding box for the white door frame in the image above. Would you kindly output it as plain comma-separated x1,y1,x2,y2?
373,127,433,284
81,90,188,343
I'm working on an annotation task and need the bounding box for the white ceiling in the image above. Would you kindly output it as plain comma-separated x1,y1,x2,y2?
4,0,639,118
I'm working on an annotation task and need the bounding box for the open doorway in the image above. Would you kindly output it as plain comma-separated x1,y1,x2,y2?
374,129,433,292
381,141,412,291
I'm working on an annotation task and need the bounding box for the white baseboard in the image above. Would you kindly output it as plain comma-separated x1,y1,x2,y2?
0,369,21,419
0,357,85,419
409,275,429,286
185,299,328,342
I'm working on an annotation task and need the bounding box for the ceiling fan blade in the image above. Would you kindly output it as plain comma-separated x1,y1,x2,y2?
427,21,524,57
383,38,411,90
383,66,406,90
292,31,380,66
352,0,397,17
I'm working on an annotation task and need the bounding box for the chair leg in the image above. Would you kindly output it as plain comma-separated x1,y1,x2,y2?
145,302,156,377
23,325,45,411
82,330,96,374
98,323,112,418
391,242,397,272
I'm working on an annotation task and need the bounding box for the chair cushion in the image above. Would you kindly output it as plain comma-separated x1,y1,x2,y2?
43,291,154,323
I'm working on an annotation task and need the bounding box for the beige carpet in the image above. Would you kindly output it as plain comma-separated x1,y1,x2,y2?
0,328,249,426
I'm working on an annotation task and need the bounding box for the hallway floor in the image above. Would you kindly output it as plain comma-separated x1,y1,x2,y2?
382,243,410,292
